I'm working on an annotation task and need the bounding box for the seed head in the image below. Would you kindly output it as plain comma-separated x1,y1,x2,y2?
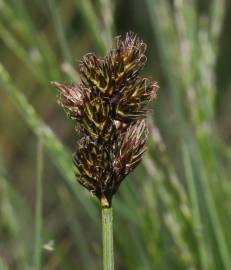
52,32,159,207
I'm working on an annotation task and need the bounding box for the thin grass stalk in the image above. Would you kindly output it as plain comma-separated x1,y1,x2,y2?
145,0,190,148
57,187,94,269
34,136,44,270
182,143,210,270
74,0,107,54
99,0,114,50
0,2,61,83
102,207,114,270
145,0,180,96
0,24,47,85
0,172,70,270
143,156,196,268
209,0,225,52
48,0,73,64
197,150,231,270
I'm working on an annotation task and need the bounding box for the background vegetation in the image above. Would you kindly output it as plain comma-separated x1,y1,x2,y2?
0,0,231,269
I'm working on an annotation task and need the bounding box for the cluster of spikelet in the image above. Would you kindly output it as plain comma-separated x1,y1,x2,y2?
52,32,158,207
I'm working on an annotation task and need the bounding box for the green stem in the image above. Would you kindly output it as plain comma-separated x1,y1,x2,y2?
34,136,44,270
102,207,114,270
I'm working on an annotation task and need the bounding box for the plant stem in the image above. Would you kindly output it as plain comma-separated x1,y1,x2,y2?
102,207,114,270
34,136,44,270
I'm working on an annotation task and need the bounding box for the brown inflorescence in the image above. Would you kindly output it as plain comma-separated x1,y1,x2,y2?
52,32,159,207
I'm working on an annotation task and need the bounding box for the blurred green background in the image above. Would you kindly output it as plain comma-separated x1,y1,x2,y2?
1,0,231,269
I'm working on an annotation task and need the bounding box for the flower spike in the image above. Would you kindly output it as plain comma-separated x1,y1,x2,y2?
53,32,159,206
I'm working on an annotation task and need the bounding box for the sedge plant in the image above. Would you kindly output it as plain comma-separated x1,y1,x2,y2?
52,32,159,269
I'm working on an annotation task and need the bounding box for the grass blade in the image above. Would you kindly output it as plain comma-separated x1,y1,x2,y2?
34,136,44,270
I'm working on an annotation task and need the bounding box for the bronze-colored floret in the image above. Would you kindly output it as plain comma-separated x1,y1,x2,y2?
52,32,159,207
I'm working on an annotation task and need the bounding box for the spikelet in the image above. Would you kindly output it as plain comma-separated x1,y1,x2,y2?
52,32,159,207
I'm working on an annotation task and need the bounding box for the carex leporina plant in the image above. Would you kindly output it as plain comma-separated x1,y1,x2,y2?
52,32,159,269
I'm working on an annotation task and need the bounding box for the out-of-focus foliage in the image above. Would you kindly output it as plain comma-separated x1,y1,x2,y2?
0,0,231,269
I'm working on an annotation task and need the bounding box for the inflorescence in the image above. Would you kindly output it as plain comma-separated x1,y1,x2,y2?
52,32,159,207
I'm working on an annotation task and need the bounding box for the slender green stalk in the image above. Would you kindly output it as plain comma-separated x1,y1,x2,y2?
102,207,114,270
34,136,44,270
182,143,210,270
48,0,73,64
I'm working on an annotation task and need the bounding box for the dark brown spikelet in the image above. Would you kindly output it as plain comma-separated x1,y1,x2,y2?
52,32,159,207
